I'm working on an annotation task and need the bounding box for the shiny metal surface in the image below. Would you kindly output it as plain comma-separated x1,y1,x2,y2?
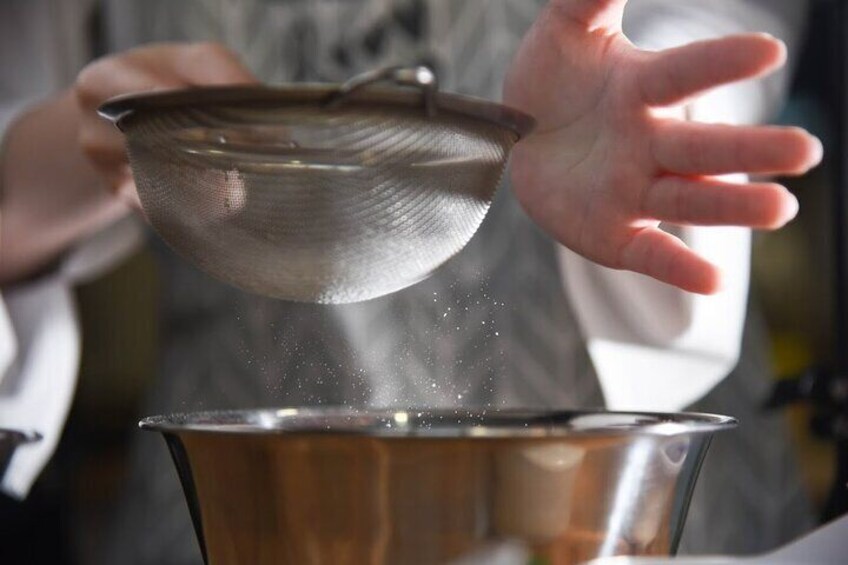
99,68,534,304
0,429,41,480
141,409,734,565
583,514,848,565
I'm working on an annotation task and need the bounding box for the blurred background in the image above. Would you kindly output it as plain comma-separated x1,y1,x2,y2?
1,0,847,563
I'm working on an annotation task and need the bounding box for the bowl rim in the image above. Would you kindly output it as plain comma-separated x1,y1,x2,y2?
138,407,737,439
97,83,536,139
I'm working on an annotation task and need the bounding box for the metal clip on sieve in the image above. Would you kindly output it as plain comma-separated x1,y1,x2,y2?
326,65,438,117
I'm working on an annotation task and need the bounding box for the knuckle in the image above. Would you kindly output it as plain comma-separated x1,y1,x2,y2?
77,129,98,152
638,179,659,218
75,54,142,107
78,131,106,161
75,60,109,106
760,186,789,227
709,184,728,223
187,41,233,62
671,179,688,221
683,133,705,171
78,130,119,162
661,66,684,104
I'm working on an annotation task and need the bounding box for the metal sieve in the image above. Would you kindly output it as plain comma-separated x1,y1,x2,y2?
99,66,534,303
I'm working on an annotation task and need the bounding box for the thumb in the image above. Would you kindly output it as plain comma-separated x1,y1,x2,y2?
549,0,628,30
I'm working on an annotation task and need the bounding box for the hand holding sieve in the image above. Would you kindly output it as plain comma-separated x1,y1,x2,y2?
99,66,533,303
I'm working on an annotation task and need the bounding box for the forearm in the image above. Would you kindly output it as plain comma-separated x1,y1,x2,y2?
0,90,130,284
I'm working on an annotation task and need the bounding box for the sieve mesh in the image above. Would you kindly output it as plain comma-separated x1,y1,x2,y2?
103,72,531,303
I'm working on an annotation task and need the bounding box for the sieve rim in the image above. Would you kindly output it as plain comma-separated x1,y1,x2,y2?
98,84,536,138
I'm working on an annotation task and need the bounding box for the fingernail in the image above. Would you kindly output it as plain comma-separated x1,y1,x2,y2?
810,135,825,165
755,32,782,46
785,191,800,222
753,33,787,63
775,38,788,60
713,272,725,294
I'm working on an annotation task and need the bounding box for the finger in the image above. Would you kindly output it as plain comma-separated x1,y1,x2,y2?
166,42,257,85
76,59,188,109
79,135,131,188
549,0,628,29
77,43,256,111
653,122,823,176
618,227,721,294
127,42,257,86
641,176,799,229
78,133,125,172
639,33,786,107
82,142,137,203
85,146,139,208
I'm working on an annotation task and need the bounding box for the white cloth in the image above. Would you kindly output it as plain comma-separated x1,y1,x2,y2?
0,218,144,497
0,0,802,498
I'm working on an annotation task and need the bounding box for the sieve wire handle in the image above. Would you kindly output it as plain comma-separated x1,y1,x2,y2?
326,65,438,116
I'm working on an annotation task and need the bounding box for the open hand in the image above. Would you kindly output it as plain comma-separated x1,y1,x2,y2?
504,0,822,294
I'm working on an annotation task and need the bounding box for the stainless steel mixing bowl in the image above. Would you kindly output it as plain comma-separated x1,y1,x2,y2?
141,408,734,565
